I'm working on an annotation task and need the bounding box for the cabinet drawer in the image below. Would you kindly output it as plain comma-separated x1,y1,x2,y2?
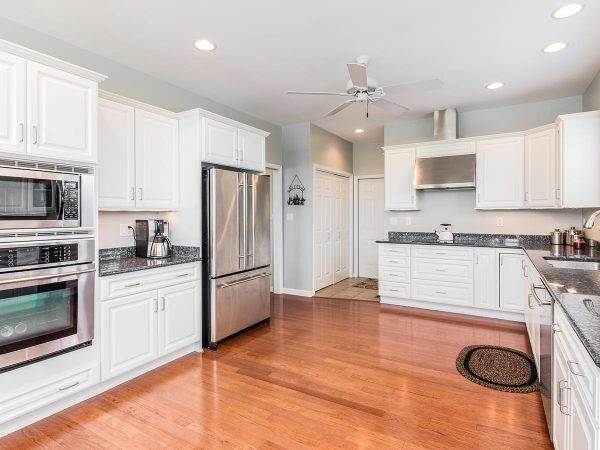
412,258,473,283
100,263,200,300
411,280,474,306
412,245,474,261
379,245,410,257
0,367,95,425
379,266,410,283
379,281,410,299
555,307,599,422
379,255,410,268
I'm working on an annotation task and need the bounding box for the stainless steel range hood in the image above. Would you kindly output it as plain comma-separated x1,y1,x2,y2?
414,154,476,190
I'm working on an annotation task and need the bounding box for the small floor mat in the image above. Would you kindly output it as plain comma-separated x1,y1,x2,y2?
456,345,539,393
352,279,379,290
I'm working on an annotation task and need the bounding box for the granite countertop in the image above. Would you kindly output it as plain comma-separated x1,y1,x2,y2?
99,246,201,277
377,231,600,367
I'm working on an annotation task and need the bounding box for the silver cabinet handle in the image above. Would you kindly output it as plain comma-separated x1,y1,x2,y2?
58,381,80,391
567,360,584,377
161,297,166,311
387,260,399,264
435,291,447,295
130,187,135,201
0,268,95,285
528,294,535,309
435,269,446,272
138,188,143,200
176,273,190,278
435,252,446,255
389,289,399,292
19,123,24,143
531,284,552,306
153,298,158,313
124,282,141,288
559,380,570,415
219,273,271,289
32,125,38,144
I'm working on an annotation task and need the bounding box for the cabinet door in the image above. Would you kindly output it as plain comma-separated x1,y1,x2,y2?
476,136,524,208
384,148,417,210
525,128,557,207
26,61,97,162
101,292,158,380
473,248,497,309
202,118,238,166
0,50,26,155
158,281,201,355
553,336,570,450
238,129,265,171
135,109,179,209
498,253,525,311
98,98,135,209
570,379,597,450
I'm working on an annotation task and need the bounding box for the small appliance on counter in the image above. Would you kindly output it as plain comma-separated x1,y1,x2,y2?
550,229,565,245
435,224,454,243
134,219,173,259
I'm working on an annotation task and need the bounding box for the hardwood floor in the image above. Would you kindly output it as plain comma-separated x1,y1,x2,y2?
1,295,552,449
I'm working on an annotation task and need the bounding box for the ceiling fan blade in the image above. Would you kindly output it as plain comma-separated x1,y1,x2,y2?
287,91,349,96
347,63,368,88
325,99,355,117
382,79,443,95
373,99,408,115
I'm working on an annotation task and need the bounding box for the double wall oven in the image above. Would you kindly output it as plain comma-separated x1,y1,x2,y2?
0,163,96,371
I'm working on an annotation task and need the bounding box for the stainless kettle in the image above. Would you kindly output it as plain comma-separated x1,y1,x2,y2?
149,220,172,259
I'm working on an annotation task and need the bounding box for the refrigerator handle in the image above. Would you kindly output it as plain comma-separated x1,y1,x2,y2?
246,174,255,267
238,172,246,270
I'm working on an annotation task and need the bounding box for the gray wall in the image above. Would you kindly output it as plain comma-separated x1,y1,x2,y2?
282,123,352,292
353,141,384,176
380,96,584,235
582,68,600,241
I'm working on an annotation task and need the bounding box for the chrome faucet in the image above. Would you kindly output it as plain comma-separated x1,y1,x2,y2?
584,210,600,229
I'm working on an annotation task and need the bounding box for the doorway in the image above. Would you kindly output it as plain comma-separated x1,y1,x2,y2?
356,176,385,278
314,168,351,292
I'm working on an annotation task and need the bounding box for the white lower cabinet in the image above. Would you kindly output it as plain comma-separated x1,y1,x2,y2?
473,248,497,309
100,263,201,381
554,306,599,450
498,252,526,311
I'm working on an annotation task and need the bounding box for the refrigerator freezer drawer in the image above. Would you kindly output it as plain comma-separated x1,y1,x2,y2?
210,268,271,344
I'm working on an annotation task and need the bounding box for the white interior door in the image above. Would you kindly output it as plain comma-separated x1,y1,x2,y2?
358,178,384,278
333,174,350,283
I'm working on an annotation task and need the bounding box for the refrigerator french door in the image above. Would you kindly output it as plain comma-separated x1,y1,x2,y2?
202,167,271,350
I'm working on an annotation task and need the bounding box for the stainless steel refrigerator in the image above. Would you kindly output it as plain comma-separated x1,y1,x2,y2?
202,167,271,350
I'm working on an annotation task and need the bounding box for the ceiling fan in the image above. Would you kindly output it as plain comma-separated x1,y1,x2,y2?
288,55,443,118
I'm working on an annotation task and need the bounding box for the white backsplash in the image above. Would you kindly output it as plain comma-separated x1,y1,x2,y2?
98,211,170,249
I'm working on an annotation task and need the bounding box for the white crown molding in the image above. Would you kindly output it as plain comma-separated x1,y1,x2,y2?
178,108,271,137
99,90,178,119
0,38,107,83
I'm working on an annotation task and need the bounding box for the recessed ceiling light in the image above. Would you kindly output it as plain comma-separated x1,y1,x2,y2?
194,39,216,51
543,42,568,53
486,82,504,90
552,3,584,19
354,128,364,134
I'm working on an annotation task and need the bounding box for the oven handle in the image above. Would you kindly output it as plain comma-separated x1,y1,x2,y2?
0,268,96,285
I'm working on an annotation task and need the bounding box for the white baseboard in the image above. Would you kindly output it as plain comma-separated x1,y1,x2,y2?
380,296,525,322
281,288,314,297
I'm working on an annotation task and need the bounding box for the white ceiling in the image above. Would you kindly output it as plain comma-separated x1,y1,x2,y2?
2,0,600,142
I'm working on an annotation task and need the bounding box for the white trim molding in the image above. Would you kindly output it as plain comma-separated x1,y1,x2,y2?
177,108,270,137
99,90,178,119
0,38,107,83
281,288,314,297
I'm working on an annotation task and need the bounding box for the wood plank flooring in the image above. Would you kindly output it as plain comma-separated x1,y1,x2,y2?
1,295,552,449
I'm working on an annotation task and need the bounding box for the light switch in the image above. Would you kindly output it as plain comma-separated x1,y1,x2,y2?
405,217,412,226
496,217,504,227
389,217,399,225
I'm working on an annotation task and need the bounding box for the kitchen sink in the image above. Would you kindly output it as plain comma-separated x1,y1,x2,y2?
544,258,600,270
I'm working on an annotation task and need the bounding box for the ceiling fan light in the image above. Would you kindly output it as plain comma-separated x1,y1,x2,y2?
552,3,584,18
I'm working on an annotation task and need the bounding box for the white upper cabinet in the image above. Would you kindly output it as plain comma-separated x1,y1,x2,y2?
559,111,600,208
525,126,557,208
98,98,135,209
26,61,97,163
202,118,238,166
476,136,525,209
384,147,417,210
199,116,268,172
135,109,179,210
0,50,26,155
238,128,266,171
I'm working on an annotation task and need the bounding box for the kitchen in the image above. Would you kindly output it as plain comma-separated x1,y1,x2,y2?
1,1,600,449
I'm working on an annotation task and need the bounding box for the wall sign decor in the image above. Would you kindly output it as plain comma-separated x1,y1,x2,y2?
287,175,306,205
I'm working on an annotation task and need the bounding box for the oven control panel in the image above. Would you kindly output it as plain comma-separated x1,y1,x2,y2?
0,244,79,268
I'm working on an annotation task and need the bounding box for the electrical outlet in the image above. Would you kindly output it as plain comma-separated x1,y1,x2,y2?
405,216,412,226
120,224,133,237
389,217,399,225
496,217,504,227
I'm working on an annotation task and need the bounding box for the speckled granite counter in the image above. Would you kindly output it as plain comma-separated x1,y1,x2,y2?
377,232,600,366
99,246,201,277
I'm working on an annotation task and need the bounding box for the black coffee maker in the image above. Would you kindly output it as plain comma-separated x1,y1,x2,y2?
135,219,173,259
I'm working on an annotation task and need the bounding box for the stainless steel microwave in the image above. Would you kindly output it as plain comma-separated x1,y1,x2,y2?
0,167,94,229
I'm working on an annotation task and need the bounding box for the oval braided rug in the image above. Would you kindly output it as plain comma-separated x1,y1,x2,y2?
456,345,539,393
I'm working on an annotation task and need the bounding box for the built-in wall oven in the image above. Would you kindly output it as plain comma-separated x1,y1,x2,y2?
0,166,94,229
0,238,95,371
